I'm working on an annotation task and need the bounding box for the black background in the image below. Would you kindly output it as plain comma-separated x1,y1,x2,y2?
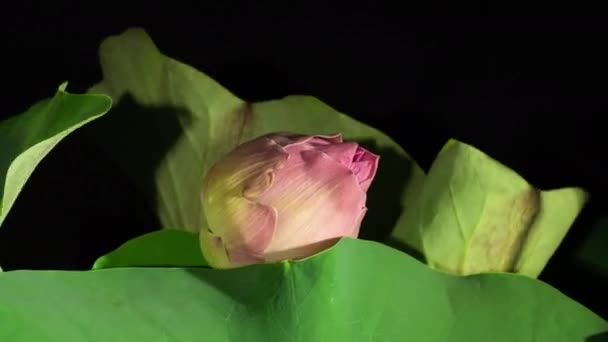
0,3,606,318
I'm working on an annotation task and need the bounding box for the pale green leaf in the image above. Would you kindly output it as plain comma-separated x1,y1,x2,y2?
392,139,587,277
86,27,425,241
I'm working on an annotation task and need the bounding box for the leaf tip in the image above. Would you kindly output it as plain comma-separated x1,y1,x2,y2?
99,27,156,54
438,138,461,155
57,81,69,93
91,256,109,270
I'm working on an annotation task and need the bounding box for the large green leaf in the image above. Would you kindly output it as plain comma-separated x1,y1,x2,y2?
0,237,605,341
85,28,425,242
392,139,587,278
0,83,112,229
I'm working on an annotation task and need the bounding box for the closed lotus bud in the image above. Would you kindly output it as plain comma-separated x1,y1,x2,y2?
200,132,380,268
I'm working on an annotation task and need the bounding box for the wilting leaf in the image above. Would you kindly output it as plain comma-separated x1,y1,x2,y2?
0,237,605,341
85,28,425,242
392,139,587,277
0,83,111,229
515,188,587,276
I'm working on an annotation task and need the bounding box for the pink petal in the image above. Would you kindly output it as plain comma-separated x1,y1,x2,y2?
263,238,342,262
199,230,232,269
351,146,380,192
225,245,266,265
222,200,278,257
306,134,343,146
259,149,367,258
242,169,274,199
202,136,288,209
202,198,277,268
266,133,343,149
315,142,359,169
311,142,380,193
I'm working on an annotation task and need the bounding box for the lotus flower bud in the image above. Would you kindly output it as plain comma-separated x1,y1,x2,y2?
200,133,379,268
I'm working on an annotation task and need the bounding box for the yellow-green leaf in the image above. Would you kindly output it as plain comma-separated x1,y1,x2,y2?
392,139,587,278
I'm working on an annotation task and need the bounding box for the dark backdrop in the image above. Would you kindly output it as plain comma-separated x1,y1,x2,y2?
0,4,605,317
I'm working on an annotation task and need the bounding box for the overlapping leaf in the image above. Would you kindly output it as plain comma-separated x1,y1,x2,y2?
86,28,425,240
1,237,606,341
92,230,207,269
1,27,602,342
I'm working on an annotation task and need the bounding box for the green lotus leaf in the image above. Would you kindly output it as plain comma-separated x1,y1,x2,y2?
0,83,111,229
92,230,207,269
1,237,605,341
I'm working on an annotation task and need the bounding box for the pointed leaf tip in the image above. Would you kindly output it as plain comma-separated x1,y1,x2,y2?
58,81,68,92
438,138,460,156
0,89,112,229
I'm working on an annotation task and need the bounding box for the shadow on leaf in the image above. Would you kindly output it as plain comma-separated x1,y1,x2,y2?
355,139,417,243
184,265,282,310
587,331,608,342
83,93,193,227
